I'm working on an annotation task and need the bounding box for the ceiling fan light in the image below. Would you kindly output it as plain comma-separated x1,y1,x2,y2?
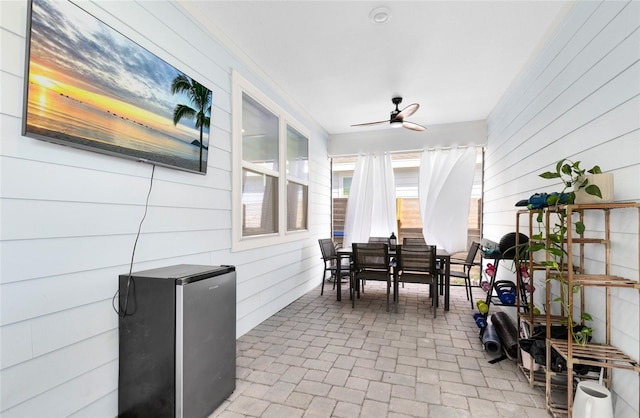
390,120,402,128
369,7,391,24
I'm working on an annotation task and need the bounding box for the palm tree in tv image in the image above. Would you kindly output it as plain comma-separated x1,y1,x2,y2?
171,74,212,172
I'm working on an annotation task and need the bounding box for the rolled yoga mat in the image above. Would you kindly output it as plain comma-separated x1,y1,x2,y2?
482,323,501,355
491,311,519,358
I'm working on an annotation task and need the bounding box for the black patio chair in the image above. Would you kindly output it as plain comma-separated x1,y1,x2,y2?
397,244,439,317
449,241,481,309
318,238,352,296
352,243,394,311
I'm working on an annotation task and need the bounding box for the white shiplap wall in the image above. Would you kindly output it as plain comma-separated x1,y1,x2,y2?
0,0,331,416
484,1,639,416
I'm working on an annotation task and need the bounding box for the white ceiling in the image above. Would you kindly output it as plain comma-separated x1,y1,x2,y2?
182,1,574,135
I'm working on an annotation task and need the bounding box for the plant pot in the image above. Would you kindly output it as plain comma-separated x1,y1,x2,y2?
575,173,614,204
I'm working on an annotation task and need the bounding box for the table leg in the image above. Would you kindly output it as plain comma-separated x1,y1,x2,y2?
394,270,399,313
432,275,438,319
352,273,356,309
444,257,451,311
336,254,342,302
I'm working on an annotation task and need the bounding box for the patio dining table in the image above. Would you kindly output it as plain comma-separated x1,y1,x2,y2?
335,245,452,311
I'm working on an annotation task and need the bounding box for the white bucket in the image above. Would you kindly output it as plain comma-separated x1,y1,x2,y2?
520,349,539,371
573,381,613,418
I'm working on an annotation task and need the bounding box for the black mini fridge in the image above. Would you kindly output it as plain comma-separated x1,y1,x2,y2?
118,264,236,418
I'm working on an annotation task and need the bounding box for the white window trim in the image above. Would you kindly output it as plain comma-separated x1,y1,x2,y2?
232,71,310,252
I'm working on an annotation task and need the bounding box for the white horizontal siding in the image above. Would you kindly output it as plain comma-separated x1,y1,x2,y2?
3,361,118,417
0,322,32,369
485,1,640,415
1,330,118,412
0,0,331,415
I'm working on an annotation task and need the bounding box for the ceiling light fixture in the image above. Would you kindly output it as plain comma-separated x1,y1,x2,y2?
369,7,391,24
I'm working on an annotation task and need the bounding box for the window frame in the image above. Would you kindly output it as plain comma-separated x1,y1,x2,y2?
232,71,310,251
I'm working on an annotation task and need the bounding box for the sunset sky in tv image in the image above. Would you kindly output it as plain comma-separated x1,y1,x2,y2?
27,0,210,144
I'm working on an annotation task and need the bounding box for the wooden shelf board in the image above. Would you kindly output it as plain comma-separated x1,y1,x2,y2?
569,238,608,245
566,202,640,210
549,408,568,418
549,339,640,371
521,313,566,326
573,274,639,288
524,262,549,271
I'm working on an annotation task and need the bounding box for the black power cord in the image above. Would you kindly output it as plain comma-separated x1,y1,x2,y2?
112,164,156,319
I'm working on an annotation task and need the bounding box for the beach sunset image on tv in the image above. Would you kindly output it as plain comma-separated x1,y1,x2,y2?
23,0,212,174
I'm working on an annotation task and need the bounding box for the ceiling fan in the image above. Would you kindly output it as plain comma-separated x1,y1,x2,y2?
351,97,426,132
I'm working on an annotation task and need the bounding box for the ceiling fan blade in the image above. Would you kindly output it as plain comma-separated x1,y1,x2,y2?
402,121,426,131
351,120,389,127
396,103,419,120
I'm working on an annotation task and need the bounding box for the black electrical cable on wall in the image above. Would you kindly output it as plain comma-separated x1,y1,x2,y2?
112,164,156,319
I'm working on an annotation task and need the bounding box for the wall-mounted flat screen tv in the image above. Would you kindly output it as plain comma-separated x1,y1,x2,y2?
23,0,212,174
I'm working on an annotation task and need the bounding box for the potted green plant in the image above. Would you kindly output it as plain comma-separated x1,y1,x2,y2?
526,159,604,345
538,159,603,203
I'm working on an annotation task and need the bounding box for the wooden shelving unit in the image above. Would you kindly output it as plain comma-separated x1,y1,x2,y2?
543,202,639,417
515,203,640,417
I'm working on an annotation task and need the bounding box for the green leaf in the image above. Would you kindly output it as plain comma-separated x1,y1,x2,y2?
549,233,562,243
553,297,563,303
575,221,586,234
548,248,564,257
529,243,546,252
562,164,572,175
585,184,602,198
588,165,602,174
555,159,565,174
574,332,587,346
578,179,588,189
567,192,576,204
581,313,593,322
540,172,560,179
536,211,544,223
547,194,559,206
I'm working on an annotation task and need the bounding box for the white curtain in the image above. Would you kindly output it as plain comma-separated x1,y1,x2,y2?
343,152,396,248
419,147,476,253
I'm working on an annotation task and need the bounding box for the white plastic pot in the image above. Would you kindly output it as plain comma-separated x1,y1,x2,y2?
575,173,614,204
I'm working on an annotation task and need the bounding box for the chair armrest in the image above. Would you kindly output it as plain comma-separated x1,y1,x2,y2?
450,258,481,266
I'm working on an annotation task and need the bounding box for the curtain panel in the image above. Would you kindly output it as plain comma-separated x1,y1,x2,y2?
343,152,396,248
419,147,476,253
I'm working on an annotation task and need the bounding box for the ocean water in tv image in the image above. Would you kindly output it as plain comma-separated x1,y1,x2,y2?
24,0,212,173
27,83,203,162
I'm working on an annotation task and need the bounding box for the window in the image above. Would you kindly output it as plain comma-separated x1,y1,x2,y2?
286,125,308,231
232,72,309,250
342,176,352,197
